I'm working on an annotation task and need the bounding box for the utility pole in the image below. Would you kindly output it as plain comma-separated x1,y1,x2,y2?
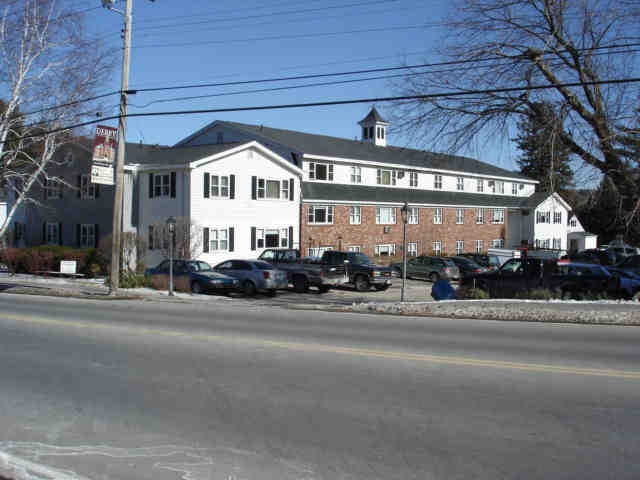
103,0,133,295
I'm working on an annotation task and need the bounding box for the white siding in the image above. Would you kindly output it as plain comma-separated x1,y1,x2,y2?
532,196,570,250
191,146,300,264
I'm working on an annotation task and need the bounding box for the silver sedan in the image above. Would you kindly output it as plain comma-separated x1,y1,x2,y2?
214,259,288,296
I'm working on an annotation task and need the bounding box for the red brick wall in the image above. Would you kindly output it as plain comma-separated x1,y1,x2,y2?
301,204,506,257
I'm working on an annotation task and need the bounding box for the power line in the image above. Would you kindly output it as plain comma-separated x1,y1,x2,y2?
6,77,639,146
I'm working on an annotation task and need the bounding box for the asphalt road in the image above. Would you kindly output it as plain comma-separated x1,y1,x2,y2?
1,294,639,480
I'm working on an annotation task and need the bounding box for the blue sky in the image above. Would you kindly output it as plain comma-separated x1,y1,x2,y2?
81,0,521,171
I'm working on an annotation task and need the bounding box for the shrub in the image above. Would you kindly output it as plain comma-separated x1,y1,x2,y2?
149,274,191,293
0,246,108,276
515,288,561,300
119,271,152,289
456,286,490,300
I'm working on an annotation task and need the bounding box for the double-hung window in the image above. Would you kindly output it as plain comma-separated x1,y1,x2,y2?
80,224,95,248
46,222,59,245
257,178,287,199
407,242,417,256
409,172,418,187
456,208,465,224
553,212,562,224
309,162,333,181
553,238,562,249
496,181,505,194
492,209,504,224
80,174,95,200
536,211,551,224
349,206,361,225
511,183,518,195
45,179,61,200
476,179,484,193
375,244,396,256
476,208,484,224
492,238,505,248
308,205,334,224
456,240,464,255
475,239,483,253
210,228,228,251
570,218,577,228
433,208,443,224
376,207,396,224
376,169,396,186
432,241,442,256
211,175,229,198
434,174,443,190
154,173,170,197
456,176,464,191
347,245,361,253
350,166,361,184
408,207,419,224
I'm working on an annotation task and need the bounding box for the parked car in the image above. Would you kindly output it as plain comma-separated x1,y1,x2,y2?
144,259,239,294
607,267,640,300
321,251,394,292
448,256,488,278
257,248,346,293
560,249,617,266
458,253,501,271
392,256,460,282
615,255,640,276
213,259,288,296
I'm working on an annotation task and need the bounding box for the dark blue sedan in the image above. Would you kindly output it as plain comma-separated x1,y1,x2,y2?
145,260,239,294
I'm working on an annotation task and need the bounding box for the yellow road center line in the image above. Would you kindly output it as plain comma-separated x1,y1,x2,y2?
2,313,639,380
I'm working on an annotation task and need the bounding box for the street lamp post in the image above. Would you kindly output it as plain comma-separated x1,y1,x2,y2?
400,202,409,302
167,216,176,296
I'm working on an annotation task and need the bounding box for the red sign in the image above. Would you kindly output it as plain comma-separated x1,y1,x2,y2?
91,125,118,166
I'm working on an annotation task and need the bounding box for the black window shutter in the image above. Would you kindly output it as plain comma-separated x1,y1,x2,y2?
250,227,256,250
289,178,294,201
229,227,234,252
170,172,176,198
58,222,62,245
203,173,210,198
94,224,99,248
203,228,210,253
76,224,81,247
288,226,294,248
42,222,46,243
148,173,154,198
77,175,81,198
95,183,100,198
229,174,235,199
148,225,154,250
43,178,47,201
251,176,257,200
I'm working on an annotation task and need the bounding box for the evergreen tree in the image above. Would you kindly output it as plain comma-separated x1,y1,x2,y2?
515,102,573,192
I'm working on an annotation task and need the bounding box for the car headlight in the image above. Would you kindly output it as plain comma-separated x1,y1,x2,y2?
208,279,223,285
372,270,381,277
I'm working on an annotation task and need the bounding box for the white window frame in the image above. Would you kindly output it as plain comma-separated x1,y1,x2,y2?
349,205,361,225
476,208,484,224
407,242,417,256
433,207,443,224
553,238,562,249
434,174,443,190
570,218,577,228
279,228,289,248
281,180,289,200
210,228,229,251
492,238,505,248
409,171,418,187
374,244,396,256
492,209,505,224
408,207,419,224
456,240,464,255
309,162,334,181
536,211,551,224
80,174,95,200
456,176,464,191
256,178,287,200
511,183,518,195
309,246,333,257
308,205,334,224
476,179,484,193
553,211,562,224
350,166,362,184
211,175,230,198
376,168,397,186
496,181,505,194
456,208,464,224
432,240,442,256
475,239,483,253
80,224,95,248
347,245,361,253
376,206,396,225
46,222,59,245
154,173,170,197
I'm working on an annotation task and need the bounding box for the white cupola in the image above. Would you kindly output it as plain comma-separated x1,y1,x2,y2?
358,106,389,147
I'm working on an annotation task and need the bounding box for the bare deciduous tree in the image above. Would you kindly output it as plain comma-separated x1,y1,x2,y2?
151,217,204,261
394,0,640,239
0,0,114,241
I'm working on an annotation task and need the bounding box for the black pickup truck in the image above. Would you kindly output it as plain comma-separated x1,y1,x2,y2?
258,249,347,293
321,250,395,292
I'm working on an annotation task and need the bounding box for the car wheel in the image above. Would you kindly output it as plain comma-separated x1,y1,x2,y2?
191,281,203,294
317,285,331,294
243,280,257,297
429,272,440,283
354,275,370,292
374,284,390,292
293,275,309,293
